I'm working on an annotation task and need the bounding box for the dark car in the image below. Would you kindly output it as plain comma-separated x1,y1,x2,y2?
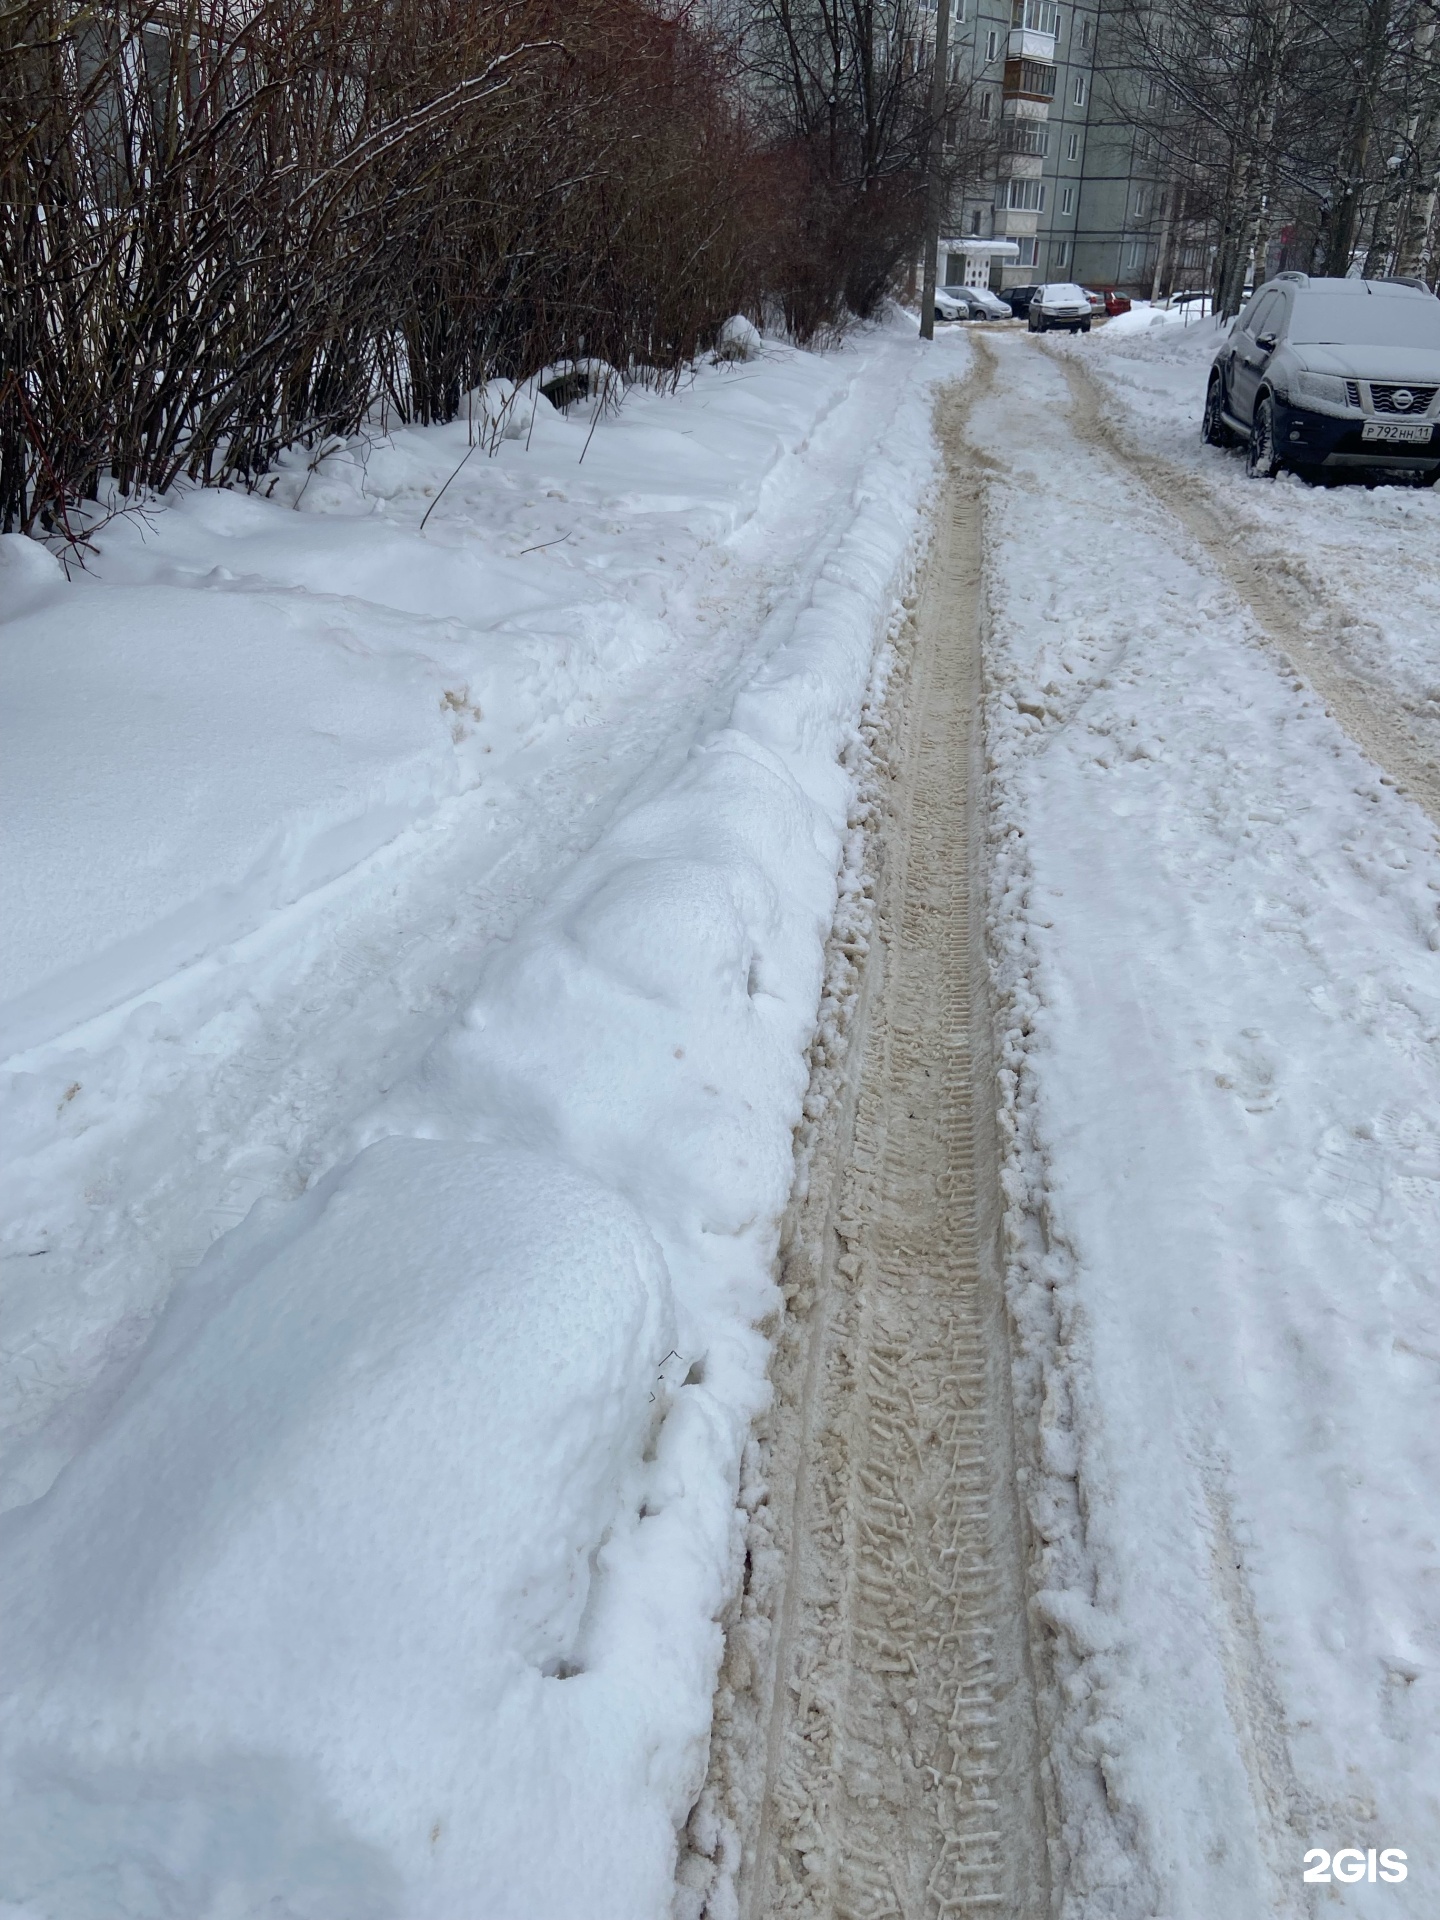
1004,284,1041,319
1204,273,1440,483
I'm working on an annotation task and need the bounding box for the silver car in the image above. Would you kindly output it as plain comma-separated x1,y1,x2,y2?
1027,283,1093,334
1204,274,1440,483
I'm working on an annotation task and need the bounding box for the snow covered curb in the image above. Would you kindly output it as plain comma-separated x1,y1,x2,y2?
0,340,948,1919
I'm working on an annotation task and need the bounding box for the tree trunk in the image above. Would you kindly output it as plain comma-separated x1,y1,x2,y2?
918,0,952,341
1395,10,1440,281
1150,182,1174,300
1318,0,1394,274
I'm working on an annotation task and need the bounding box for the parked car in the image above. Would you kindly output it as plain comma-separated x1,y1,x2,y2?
1203,273,1440,483
1102,289,1132,316
1004,284,1041,319
1027,283,1093,334
932,286,969,322
1081,288,1107,317
942,283,1012,320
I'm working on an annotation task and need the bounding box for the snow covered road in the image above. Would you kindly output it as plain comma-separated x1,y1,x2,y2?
976,326,1440,1917
5,305,1439,1920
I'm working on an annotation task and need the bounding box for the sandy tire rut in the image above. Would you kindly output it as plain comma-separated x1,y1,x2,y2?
1055,347,1440,836
682,371,1048,1920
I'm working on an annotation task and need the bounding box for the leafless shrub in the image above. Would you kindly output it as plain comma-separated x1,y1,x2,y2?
0,0,794,536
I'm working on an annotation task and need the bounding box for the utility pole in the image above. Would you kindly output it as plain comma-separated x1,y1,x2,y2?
919,0,954,341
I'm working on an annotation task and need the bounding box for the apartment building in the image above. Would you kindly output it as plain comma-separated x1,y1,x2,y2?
938,0,1187,295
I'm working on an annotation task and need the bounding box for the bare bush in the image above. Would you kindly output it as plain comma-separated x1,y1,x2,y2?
0,0,789,535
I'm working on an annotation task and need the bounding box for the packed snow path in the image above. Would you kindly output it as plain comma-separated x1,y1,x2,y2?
1057,351,1440,835
690,329,1439,1920
685,372,1047,1920
973,331,1439,1917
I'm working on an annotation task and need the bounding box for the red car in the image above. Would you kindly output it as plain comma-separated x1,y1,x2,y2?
1083,287,1132,317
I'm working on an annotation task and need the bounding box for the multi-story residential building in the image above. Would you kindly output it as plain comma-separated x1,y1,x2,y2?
936,0,1201,295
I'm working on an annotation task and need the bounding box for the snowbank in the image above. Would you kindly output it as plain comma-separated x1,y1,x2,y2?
0,324,955,1916
0,347,870,1060
0,1142,673,1916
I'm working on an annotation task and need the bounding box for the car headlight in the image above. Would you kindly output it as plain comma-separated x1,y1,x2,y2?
1293,371,1351,408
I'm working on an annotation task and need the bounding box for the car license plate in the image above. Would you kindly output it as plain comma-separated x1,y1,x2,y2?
1362,420,1432,443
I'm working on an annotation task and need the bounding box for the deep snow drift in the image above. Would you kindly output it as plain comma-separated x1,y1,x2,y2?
0,324,952,1917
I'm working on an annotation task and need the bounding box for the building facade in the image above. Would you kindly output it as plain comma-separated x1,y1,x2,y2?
937,0,1190,294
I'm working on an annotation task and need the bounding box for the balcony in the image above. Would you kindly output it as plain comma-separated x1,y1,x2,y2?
1002,120,1050,157
1009,0,1057,58
1008,26,1056,59
1003,57,1056,103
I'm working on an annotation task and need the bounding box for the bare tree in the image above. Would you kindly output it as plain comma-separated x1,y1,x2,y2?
739,0,995,332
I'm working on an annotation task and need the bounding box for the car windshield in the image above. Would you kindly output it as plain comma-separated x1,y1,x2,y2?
1289,292,1440,348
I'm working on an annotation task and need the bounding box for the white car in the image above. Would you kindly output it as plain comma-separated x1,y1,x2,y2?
1027,283,1093,334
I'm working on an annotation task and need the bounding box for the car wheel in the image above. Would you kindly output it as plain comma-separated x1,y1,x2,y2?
1081,322,1091,333
1202,372,1239,448
1246,395,1282,479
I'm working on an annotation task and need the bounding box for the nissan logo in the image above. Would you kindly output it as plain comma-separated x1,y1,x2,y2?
1392,388,1415,410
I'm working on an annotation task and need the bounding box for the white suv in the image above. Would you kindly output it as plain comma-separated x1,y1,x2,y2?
1204,274,1440,483
1027,284,1093,334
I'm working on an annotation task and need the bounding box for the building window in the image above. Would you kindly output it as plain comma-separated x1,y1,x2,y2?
995,177,1046,211
1067,131,1080,159
1016,237,1039,266
1148,77,1161,105
1080,16,1092,47
1011,0,1059,28
1072,74,1086,105
1125,240,1145,270
986,27,998,58
971,207,984,235
1060,185,1074,214
1052,238,1070,268
979,90,992,119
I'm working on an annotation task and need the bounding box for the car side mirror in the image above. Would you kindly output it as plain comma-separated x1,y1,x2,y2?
1256,330,1278,353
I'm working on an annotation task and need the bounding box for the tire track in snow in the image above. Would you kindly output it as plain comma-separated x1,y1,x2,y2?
1054,345,1440,839
683,368,1048,1920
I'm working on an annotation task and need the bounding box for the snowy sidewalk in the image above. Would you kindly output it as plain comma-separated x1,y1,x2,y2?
0,325,953,1917
977,330,1440,1917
